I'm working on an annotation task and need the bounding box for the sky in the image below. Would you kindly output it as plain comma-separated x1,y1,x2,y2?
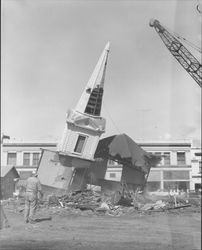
1,0,201,147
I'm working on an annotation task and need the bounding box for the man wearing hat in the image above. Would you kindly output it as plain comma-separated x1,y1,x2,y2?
24,170,43,223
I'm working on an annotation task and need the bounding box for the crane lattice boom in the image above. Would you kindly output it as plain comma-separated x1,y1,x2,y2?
150,19,202,88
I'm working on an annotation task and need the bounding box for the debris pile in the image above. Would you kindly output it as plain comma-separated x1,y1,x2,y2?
2,189,200,218
45,189,200,216
51,190,102,211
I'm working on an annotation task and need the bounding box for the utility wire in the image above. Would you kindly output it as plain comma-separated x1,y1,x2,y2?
103,103,122,134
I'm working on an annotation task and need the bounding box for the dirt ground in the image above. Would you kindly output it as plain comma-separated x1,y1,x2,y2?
0,205,201,250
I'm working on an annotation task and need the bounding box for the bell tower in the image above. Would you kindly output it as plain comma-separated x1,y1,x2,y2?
57,42,110,161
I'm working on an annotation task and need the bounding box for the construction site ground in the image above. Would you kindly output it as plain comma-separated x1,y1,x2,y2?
0,205,201,250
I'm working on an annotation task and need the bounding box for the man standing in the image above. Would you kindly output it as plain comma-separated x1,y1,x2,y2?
24,170,43,223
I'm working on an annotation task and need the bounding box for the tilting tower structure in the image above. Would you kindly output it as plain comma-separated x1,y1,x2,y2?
57,42,110,160
37,43,110,192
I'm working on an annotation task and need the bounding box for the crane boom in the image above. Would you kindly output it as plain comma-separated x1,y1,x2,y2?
150,19,202,88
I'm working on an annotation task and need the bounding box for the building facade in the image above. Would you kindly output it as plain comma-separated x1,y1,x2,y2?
190,147,201,191
143,141,192,192
1,141,57,179
1,140,200,191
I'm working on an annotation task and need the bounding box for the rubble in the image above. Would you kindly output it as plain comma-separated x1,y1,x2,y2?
56,190,102,212
111,190,133,206
2,190,200,219
44,189,201,216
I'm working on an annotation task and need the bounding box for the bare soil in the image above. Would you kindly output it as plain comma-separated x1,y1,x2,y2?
0,206,201,250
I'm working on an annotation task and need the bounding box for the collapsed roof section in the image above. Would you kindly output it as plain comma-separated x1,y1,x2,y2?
95,134,160,174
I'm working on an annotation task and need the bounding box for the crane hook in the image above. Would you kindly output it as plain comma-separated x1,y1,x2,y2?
196,4,202,14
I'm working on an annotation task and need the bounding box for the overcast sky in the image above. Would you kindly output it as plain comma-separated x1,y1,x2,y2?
1,0,201,146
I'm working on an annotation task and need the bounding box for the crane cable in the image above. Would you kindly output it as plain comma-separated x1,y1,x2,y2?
173,32,202,54
164,24,202,54
103,103,122,134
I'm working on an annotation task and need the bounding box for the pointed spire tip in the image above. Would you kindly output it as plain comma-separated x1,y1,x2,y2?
105,41,110,52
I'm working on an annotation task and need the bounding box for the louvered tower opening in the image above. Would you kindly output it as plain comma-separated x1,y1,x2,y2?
84,87,103,116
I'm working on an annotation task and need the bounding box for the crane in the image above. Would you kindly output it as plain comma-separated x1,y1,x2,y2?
149,19,202,88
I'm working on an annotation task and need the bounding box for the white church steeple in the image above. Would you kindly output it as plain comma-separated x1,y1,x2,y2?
57,43,110,160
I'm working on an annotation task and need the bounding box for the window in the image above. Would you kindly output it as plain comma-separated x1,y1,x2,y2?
164,152,170,165
164,181,189,191
33,153,40,166
84,87,103,116
163,170,189,180
177,152,186,165
7,153,17,165
23,153,30,166
108,160,115,166
109,173,116,178
74,135,86,153
154,152,162,165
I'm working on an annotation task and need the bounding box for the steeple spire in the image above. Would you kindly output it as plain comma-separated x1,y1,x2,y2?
75,42,110,116
57,42,110,156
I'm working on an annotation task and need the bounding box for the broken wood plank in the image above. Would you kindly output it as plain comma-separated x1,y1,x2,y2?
167,204,191,210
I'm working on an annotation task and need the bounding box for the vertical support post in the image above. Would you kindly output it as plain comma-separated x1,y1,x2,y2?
160,170,164,190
